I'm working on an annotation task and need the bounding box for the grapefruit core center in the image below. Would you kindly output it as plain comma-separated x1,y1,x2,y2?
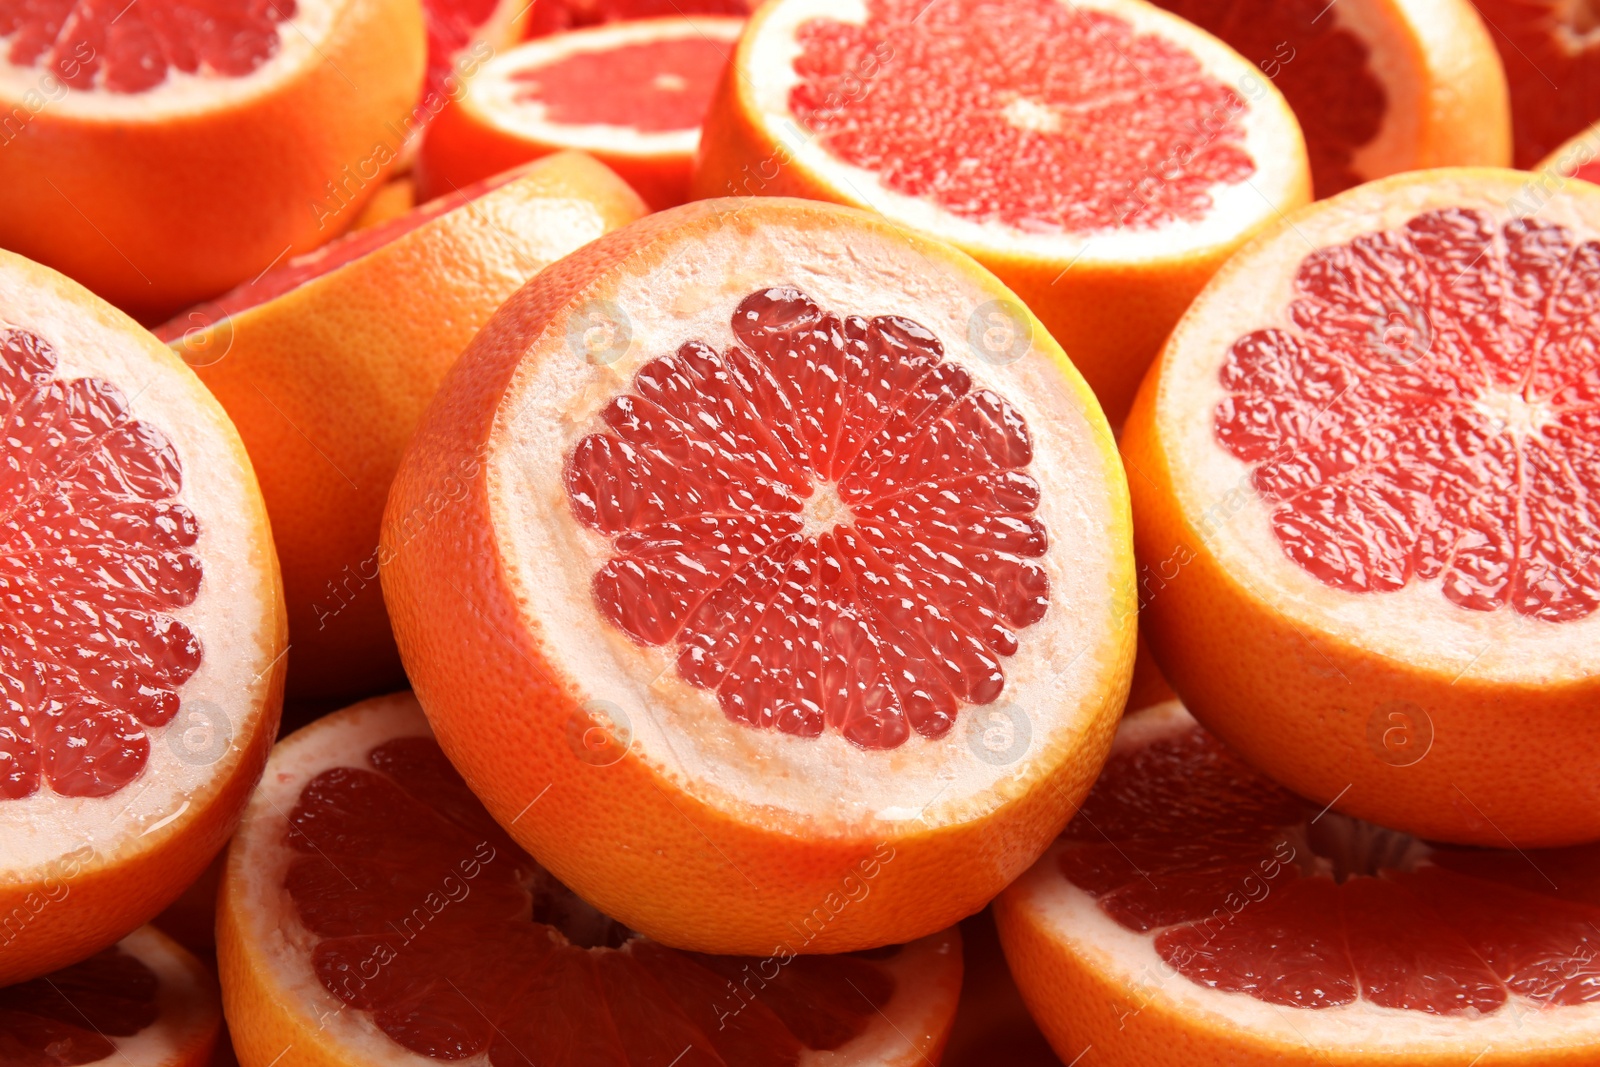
1213,207,1600,622
0,328,203,800
1059,712,1600,1014
563,286,1050,751
0,0,294,93
513,34,731,131
785,0,1257,232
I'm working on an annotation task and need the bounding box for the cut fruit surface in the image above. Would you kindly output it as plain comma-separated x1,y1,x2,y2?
0,250,285,986
1149,0,1509,197
423,0,527,107
996,701,1600,1066
0,925,221,1067
420,16,743,209
219,693,964,1067
522,0,751,37
692,0,1310,423
1470,0,1600,167
380,197,1135,953
157,153,645,702
0,0,425,319
1537,119,1600,183
1122,167,1600,846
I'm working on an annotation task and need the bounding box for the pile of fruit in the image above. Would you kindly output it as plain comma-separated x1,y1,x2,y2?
4,0,1600,1063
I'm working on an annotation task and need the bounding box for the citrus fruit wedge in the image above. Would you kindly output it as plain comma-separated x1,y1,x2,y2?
995,701,1600,1067
1469,0,1600,167
0,0,425,320
1,925,222,1067
219,692,964,1067
156,153,647,702
379,197,1136,954
425,0,529,106
0,250,286,985
1149,0,1510,197
1123,167,1600,848
1537,119,1600,184
421,16,744,210
691,0,1311,424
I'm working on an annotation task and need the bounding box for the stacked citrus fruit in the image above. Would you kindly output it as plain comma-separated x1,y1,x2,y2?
2,1,1600,1066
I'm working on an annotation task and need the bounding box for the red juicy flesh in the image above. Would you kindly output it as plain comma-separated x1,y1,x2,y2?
787,0,1256,232
1149,0,1385,197
154,168,521,342
1575,158,1600,183
1059,722,1600,1013
0,0,292,93
1214,207,1600,621
425,0,503,102
524,0,750,39
511,34,732,132
562,287,1050,750
1471,0,1600,167
0,329,202,800
0,947,159,1067
285,734,899,1065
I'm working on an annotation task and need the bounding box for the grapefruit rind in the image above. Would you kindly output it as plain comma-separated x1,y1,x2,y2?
381,197,1135,953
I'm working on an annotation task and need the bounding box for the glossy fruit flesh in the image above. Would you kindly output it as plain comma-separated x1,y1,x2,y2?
0,0,292,93
1471,0,1600,166
562,286,1049,750
0,328,202,800
523,0,750,37
1214,206,1600,620
787,0,1255,230
0,946,157,1065
514,33,730,132
1149,0,1385,196
1061,722,1600,1013
285,732,900,1064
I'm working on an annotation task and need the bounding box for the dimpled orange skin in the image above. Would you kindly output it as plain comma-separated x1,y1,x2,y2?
182,153,646,701
0,254,287,987
688,3,1312,426
0,0,424,321
1119,170,1600,849
379,198,1136,956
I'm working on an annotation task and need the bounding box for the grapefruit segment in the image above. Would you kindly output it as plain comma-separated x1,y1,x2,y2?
693,0,1311,423
0,0,425,318
996,702,1600,1065
219,693,964,1067
0,925,221,1067
1123,167,1600,846
1470,0,1600,167
158,153,646,701
421,16,743,209
380,198,1135,953
0,250,286,986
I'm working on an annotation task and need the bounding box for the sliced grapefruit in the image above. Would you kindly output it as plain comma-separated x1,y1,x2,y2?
0,251,286,985
523,0,752,38
1150,0,1510,197
421,16,744,210
424,0,528,106
0,0,425,320
0,925,221,1067
219,693,964,1067
996,701,1600,1066
1123,167,1600,847
1470,0,1600,167
691,0,1311,424
379,197,1136,954
1536,119,1600,184
156,153,646,701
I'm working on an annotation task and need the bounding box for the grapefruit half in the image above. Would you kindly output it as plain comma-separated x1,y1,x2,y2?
1149,0,1510,197
1536,119,1600,184
1123,167,1600,847
996,701,1600,1066
0,925,221,1067
0,0,425,319
421,16,744,210
157,153,647,701
219,693,964,1067
0,251,286,985
380,197,1136,954
691,0,1311,424
1470,0,1600,167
